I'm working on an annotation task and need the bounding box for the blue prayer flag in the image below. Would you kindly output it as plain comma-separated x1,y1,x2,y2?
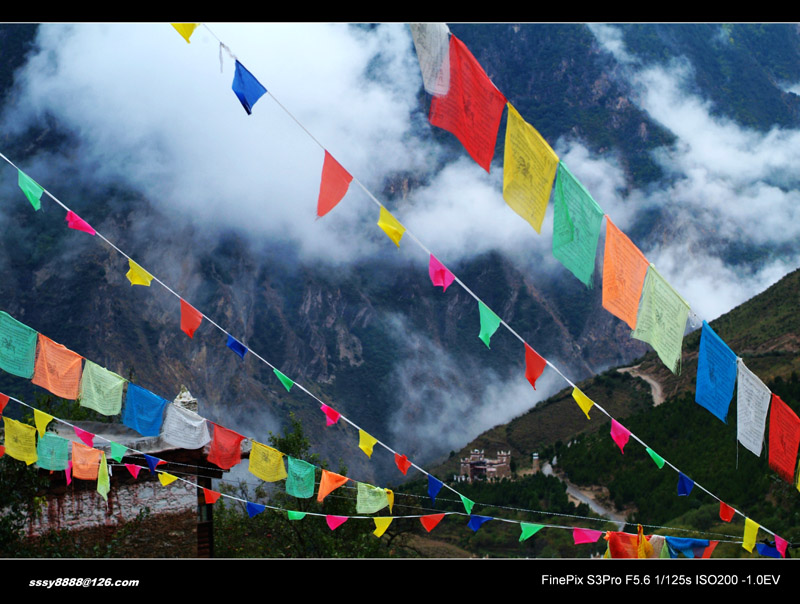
232,60,266,115
665,536,709,558
756,543,781,558
144,454,163,475
695,321,737,423
122,384,168,437
428,475,443,505
677,472,694,496
226,334,248,360
246,501,266,518
467,515,492,532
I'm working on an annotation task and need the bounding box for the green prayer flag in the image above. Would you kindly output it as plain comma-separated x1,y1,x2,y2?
646,447,665,469
478,301,501,349
552,162,605,287
36,432,70,471
356,482,389,514
18,169,44,211
460,495,475,515
286,456,315,499
287,510,306,520
0,311,38,379
273,368,294,392
97,453,110,502
520,523,544,542
110,441,127,463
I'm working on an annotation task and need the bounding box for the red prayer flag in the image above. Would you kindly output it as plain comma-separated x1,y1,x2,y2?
701,541,719,558
768,394,800,483
65,210,96,235
419,513,445,532
326,515,348,530
125,464,141,479
203,488,221,504
395,453,412,475
0,393,8,415
316,151,353,218
719,501,735,522
428,35,506,173
207,423,246,470
775,535,788,558
0,445,5,458
320,404,340,426
180,299,203,338
524,343,546,390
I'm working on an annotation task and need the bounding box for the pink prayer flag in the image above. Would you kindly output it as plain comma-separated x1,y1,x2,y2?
610,419,630,454
775,535,788,558
573,528,604,544
0,393,9,415
65,210,96,235
320,404,340,426
316,151,353,218
326,515,348,531
73,426,94,448
65,460,72,485
524,343,546,390
428,254,455,292
125,463,142,479
719,501,735,522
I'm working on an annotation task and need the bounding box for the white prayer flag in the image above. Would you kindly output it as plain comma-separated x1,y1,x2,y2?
736,359,771,456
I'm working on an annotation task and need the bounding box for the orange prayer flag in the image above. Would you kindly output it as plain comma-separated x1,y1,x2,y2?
71,442,102,480
32,334,83,400
419,513,445,532
316,151,353,218
180,299,203,338
317,469,349,502
602,217,649,329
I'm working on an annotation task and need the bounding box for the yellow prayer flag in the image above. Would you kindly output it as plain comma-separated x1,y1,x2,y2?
358,429,378,458
386,488,394,514
3,417,37,465
249,441,288,482
377,206,405,247
33,409,54,437
126,259,153,287
502,103,559,234
742,518,759,552
158,472,178,486
571,387,594,420
373,517,393,538
171,23,200,43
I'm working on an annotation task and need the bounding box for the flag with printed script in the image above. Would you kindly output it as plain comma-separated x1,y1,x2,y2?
356,482,389,514
428,254,455,292
695,321,737,423
768,394,800,483
409,23,450,96
286,456,315,499
207,424,246,470
602,217,649,329
429,35,506,172
18,169,43,210
232,60,266,115
0,311,38,378
249,441,287,482
632,265,690,374
317,470,349,502
65,210,95,235
478,301,501,348
36,432,70,471
420,514,445,532
71,442,102,480
316,151,353,218
502,103,558,233
571,387,594,420
358,429,378,458
524,343,546,390
3,417,36,465
122,384,168,437
126,259,153,286
79,360,125,416
377,206,405,247
97,453,110,501
162,404,211,449
552,162,605,287
32,334,83,400
273,368,294,392
171,23,200,43
736,359,771,457
226,335,247,360
180,299,202,338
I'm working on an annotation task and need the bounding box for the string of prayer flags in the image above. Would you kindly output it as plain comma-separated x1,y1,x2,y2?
602,217,649,329
158,472,178,487
742,518,759,553
610,419,630,454
249,441,288,482
719,501,735,522
428,475,443,505
477,301,501,349
32,334,83,400
524,343,546,390
65,210,95,235
429,35,506,173
373,517,393,538
571,387,594,420
377,206,405,247
503,103,559,234
767,394,800,483
246,502,266,518
467,515,492,532
203,488,221,505
226,335,248,360
409,23,450,96
33,408,53,437
122,384,168,437
3,417,37,465
677,472,694,496
552,162,605,287
171,23,200,43
695,321,737,422
144,454,165,475
162,404,211,449
73,425,94,447
110,441,127,463
273,368,294,393
395,453,411,475
71,442,101,480
356,482,389,514
428,254,455,292
317,469,349,502
358,429,378,458
180,299,203,338
207,423,246,470
126,259,153,287
18,169,43,210
0,393,8,414
316,151,353,218
573,528,604,544
320,404,340,426
646,447,665,469
0,311,38,378
326,515,347,530
519,523,544,542
232,60,266,115
286,456,316,499
736,359,771,456
97,453,110,501
420,513,445,532
79,360,126,416
287,511,306,521
125,464,141,479
460,495,475,515
631,265,690,375
36,432,70,471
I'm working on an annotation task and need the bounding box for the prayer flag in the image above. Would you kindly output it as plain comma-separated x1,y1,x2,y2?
428,474,443,505
158,472,178,487
317,469,348,502
602,217,649,329
467,515,492,532
429,35,506,172
73,426,94,448
320,404,340,426
373,517,393,538
768,394,800,483
420,513,445,532
0,393,8,414
144,454,165,475
79,360,126,416
358,429,378,458
719,501,735,522
286,456,315,499
775,535,788,558
316,151,353,218
203,488,221,504
573,528,603,544
110,441,127,463
33,409,53,437
646,447,665,469
65,210,95,235
122,384,168,437
571,387,594,420
326,515,347,530
246,502,265,518
232,60,266,115
377,206,405,247
18,169,43,211
207,423,246,470
477,301,501,348
428,254,455,292
71,442,101,480
65,461,71,484
226,335,247,360
695,321,737,422
519,523,543,542
502,103,558,232
273,368,294,392
665,537,711,558
287,511,306,520
161,404,211,449
386,489,394,514
737,359,771,456
0,312,38,378
677,472,694,496
171,23,199,43
756,543,781,558
552,162,605,287
126,259,153,286
742,518,758,553
610,419,630,454
32,334,83,400
460,495,474,515
249,441,287,482
524,343,546,390
97,453,110,501
395,453,411,475
180,299,202,338
125,464,141,479
356,482,389,514
3,417,37,465
409,23,450,96
631,265,690,374
36,432,70,471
